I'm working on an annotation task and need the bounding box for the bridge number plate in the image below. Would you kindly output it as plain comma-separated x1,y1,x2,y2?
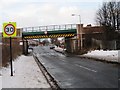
3,22,16,37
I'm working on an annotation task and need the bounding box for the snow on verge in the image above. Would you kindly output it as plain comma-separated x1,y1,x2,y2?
1,55,50,88
54,46,119,63
82,50,119,63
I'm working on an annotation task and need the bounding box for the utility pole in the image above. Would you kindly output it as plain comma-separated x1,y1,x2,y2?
72,14,83,50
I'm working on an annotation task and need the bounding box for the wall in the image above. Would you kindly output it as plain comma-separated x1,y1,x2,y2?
74,24,120,53
76,24,104,50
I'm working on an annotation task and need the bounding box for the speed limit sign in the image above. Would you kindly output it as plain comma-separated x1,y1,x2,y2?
3,22,16,37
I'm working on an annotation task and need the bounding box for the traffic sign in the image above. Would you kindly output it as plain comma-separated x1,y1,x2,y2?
3,22,16,37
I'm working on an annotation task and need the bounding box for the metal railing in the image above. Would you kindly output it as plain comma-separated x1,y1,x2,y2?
22,24,77,32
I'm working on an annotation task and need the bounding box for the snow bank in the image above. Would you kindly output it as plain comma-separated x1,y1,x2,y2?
1,55,50,88
54,46,119,63
82,50,119,63
54,47,64,52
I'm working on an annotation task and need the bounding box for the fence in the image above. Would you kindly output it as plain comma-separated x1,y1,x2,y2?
22,24,76,32
0,35,1,67
2,38,22,67
92,38,119,50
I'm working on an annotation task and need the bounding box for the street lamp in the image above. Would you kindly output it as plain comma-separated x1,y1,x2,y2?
71,14,83,50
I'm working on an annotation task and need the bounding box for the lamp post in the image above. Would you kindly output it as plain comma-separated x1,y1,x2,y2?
72,14,83,50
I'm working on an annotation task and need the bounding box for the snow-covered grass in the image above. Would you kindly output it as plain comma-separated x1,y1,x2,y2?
82,50,119,63
0,55,50,88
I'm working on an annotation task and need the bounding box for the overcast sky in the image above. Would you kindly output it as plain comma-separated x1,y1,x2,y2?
1,0,113,32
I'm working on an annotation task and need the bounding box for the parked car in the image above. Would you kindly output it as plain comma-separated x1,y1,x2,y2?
49,44,55,49
50,46,55,49
28,45,34,50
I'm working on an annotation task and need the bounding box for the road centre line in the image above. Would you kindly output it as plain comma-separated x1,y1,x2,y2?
75,64,97,73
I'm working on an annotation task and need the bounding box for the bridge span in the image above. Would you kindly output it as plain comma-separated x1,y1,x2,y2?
21,24,82,55
22,24,77,39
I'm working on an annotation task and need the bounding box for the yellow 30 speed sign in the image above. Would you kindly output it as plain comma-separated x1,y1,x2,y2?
3,22,16,37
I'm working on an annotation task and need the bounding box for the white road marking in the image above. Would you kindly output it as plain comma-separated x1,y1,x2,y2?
42,62,45,65
75,64,97,72
61,60,65,62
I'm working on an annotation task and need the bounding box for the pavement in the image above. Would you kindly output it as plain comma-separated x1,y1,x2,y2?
1,54,50,88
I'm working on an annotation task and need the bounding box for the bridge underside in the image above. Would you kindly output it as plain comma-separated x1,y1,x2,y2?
23,33,75,39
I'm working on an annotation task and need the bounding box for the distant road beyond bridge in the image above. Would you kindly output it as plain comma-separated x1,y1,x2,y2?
22,24,77,39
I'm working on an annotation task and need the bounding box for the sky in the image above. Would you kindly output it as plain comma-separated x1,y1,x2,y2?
0,0,113,32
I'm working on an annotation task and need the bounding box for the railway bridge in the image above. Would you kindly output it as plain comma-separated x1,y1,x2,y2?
21,24,82,55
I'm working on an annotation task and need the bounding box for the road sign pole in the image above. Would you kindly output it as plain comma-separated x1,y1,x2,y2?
10,37,13,76
3,22,16,76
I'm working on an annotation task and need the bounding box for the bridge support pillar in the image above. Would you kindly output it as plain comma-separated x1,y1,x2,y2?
22,39,28,55
76,24,83,50
65,37,74,53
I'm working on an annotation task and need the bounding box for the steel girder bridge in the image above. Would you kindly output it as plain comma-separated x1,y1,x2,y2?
22,24,77,39
22,24,77,55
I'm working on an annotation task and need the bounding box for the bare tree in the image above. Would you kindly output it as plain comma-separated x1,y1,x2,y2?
116,2,120,30
96,1,120,40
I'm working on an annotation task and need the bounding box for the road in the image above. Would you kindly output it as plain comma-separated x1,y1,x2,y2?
33,46,119,89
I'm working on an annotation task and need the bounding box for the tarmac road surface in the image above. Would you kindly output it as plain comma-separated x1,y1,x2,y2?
33,46,119,89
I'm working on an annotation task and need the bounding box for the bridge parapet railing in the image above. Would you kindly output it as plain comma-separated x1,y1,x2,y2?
22,24,76,32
